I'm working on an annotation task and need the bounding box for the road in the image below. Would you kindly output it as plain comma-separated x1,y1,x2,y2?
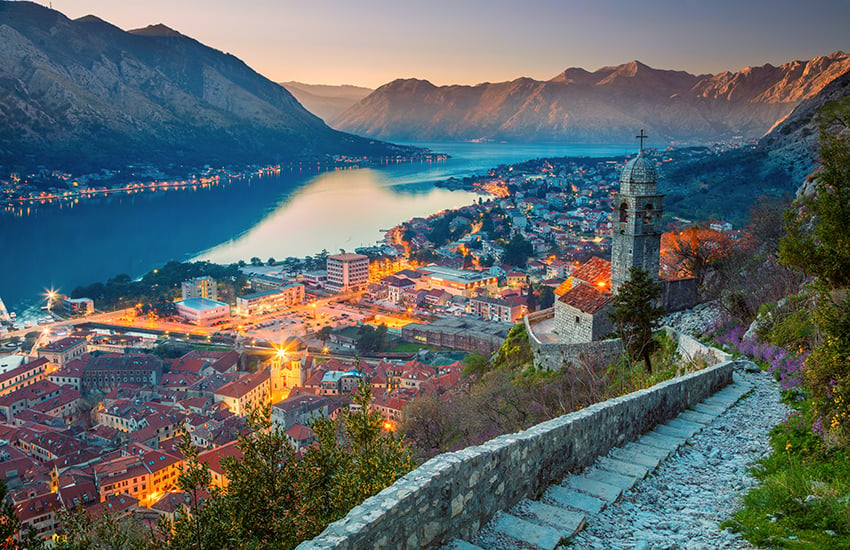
3,308,135,340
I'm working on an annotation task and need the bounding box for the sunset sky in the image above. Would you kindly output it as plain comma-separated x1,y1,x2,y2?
37,0,850,88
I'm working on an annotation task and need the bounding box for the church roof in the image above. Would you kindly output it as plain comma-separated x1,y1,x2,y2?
558,283,614,314
570,257,611,289
620,149,657,185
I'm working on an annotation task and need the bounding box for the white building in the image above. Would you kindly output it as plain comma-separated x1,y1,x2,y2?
175,297,230,326
235,283,305,316
182,276,217,301
326,253,369,293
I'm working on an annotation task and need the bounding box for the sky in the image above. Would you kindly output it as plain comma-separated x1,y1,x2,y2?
35,0,850,89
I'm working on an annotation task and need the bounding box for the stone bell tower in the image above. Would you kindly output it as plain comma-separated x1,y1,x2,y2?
611,130,664,292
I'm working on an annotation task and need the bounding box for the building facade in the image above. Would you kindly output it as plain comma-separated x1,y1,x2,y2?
81,354,164,392
37,338,87,368
175,298,230,326
469,296,524,323
181,276,217,301
610,148,664,292
326,253,369,293
235,283,305,316
418,266,498,298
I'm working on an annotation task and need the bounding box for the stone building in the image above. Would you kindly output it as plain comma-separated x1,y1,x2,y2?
528,135,697,349
611,148,664,291
554,284,614,343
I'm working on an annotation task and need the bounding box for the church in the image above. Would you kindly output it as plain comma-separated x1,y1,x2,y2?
547,133,697,345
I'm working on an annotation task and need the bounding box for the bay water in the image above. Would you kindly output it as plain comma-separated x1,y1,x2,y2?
0,142,631,312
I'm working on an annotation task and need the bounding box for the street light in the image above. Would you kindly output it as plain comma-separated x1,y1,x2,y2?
44,288,58,312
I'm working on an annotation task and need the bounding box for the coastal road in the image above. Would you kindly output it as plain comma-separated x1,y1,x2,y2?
3,308,135,340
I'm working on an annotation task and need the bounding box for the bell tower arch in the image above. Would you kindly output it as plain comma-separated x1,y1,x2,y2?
611,130,664,291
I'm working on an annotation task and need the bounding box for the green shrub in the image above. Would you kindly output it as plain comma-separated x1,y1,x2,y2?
723,413,850,548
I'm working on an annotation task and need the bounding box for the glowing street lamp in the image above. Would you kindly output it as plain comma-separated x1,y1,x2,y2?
44,287,59,312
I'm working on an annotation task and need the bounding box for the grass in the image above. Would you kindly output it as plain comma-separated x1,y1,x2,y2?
384,341,449,353
722,413,850,549
605,332,709,396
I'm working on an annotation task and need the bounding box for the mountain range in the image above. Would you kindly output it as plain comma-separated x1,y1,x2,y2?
0,1,403,174
280,82,373,124
332,53,850,144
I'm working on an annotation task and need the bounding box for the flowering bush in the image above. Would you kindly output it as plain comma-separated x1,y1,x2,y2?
805,335,850,445
705,320,807,394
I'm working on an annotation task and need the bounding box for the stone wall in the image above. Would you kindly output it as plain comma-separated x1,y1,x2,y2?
295,360,737,550
554,299,598,344
664,327,733,365
533,338,623,371
662,277,698,313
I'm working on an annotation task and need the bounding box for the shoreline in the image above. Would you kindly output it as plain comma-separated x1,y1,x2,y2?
1,153,448,215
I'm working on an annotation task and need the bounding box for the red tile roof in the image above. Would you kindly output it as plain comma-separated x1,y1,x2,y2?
39,337,85,353
214,370,270,399
570,257,611,288
285,424,314,441
197,440,242,476
558,283,614,314
170,358,208,374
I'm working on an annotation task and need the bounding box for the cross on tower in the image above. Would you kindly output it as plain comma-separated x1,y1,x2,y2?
636,129,648,150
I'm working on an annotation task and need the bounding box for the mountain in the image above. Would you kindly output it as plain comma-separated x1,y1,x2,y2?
281,82,373,124
759,67,850,184
0,2,403,174
659,64,850,225
332,53,850,145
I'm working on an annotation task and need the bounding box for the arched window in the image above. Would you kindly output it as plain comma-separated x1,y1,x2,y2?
644,203,654,225
619,202,629,223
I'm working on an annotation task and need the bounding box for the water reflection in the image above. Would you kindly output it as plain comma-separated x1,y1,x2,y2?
195,168,481,263
0,142,630,310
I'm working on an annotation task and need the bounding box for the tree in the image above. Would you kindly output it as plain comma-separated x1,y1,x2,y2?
491,323,533,371
462,352,491,379
0,481,20,549
502,233,534,267
539,286,556,309
55,507,154,550
168,434,216,550
250,257,262,267
779,99,850,289
778,99,850,444
660,224,732,288
317,326,333,347
298,382,414,536
355,324,387,353
608,267,665,373
267,257,276,266
525,281,537,312
217,408,302,548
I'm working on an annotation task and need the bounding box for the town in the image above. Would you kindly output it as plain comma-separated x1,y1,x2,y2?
0,152,449,214
0,149,739,542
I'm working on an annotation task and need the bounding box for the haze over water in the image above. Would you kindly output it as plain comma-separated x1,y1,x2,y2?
0,142,631,312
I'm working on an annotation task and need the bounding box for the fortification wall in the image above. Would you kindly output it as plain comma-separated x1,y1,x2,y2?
295,360,737,550
662,277,698,313
534,338,624,371
664,326,733,365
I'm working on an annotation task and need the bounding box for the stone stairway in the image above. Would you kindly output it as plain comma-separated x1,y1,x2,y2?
443,375,754,550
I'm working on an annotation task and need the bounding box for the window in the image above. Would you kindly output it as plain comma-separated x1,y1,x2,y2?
644,204,654,225
619,203,629,223
575,316,580,324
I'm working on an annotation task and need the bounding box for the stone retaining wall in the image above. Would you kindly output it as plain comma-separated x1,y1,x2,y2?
295,360,738,550
664,327,733,365
533,338,624,371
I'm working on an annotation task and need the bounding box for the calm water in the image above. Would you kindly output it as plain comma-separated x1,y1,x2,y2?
0,142,630,312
